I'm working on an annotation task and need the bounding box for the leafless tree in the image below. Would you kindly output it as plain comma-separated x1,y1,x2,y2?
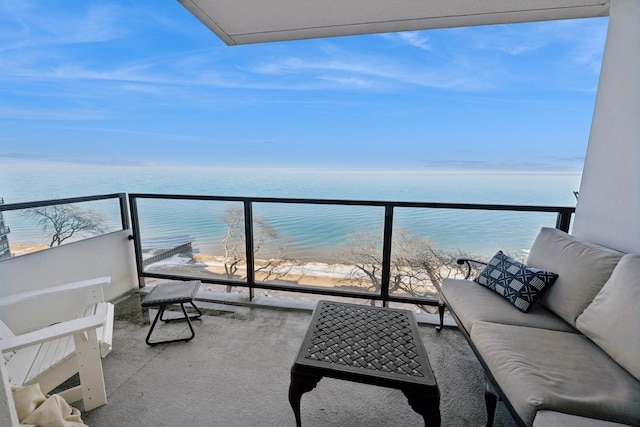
220,205,294,291
340,229,482,311
24,204,106,247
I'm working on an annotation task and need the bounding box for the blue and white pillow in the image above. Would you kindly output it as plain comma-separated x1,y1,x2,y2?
475,251,558,313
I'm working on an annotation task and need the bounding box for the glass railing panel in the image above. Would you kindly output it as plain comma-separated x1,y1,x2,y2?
1,197,125,258
135,198,248,286
130,195,574,306
388,207,562,304
250,202,385,297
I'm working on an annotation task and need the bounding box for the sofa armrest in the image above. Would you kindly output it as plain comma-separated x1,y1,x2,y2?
457,258,488,279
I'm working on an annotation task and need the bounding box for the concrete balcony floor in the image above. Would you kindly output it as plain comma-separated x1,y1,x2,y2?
82,292,516,426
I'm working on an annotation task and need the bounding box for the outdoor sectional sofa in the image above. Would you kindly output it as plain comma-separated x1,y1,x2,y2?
437,227,640,426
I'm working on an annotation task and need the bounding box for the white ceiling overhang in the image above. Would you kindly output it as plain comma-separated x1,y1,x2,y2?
178,0,610,45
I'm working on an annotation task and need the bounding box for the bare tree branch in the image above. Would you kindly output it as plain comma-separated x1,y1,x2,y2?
340,228,480,311
23,204,106,247
219,205,292,292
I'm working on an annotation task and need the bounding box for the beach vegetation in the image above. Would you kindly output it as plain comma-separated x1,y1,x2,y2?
23,204,106,247
220,205,295,291
341,229,482,311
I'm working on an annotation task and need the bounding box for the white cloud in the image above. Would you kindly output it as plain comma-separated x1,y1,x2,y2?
247,51,494,91
317,76,377,88
553,19,607,73
395,32,431,51
380,31,431,51
462,24,549,55
0,2,128,49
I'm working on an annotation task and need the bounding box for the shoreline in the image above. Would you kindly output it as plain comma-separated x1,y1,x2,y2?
8,243,50,256
148,252,441,297
191,254,366,289
8,243,446,298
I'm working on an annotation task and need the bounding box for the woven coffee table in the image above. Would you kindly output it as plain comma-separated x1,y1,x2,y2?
289,300,440,426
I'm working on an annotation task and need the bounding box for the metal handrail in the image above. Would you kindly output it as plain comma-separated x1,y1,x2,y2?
0,193,130,231
128,193,575,307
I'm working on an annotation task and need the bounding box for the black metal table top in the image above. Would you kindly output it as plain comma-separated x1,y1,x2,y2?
294,300,436,388
141,280,201,307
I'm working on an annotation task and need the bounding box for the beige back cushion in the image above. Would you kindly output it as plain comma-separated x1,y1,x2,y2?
577,254,640,381
526,227,623,327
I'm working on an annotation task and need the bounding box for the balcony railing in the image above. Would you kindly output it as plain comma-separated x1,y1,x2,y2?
0,193,129,227
128,193,575,308
0,193,129,256
0,192,575,308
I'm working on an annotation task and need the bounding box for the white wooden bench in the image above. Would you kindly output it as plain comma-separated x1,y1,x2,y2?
0,277,114,411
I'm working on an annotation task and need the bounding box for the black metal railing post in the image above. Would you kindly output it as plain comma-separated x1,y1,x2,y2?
119,193,130,230
244,200,256,300
128,195,146,288
380,205,394,307
555,209,573,232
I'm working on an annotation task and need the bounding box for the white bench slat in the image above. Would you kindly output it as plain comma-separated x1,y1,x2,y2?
30,340,53,382
4,345,39,386
3,304,115,384
1,277,113,411
1,320,34,386
26,334,74,385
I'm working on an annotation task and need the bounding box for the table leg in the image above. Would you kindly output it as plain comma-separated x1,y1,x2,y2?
436,302,446,332
145,303,201,346
146,305,165,346
179,303,196,342
403,389,441,427
189,301,203,319
288,371,322,427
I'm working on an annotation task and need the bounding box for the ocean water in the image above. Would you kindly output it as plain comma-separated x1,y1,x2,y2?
0,163,580,260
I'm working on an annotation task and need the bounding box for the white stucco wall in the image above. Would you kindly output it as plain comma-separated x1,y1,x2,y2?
0,229,138,302
573,0,640,253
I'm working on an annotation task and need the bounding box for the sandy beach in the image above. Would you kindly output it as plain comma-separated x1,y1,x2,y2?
8,242,442,304
144,252,442,301
8,243,50,256
191,253,366,289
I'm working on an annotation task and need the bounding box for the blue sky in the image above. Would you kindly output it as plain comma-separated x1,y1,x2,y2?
0,1,608,170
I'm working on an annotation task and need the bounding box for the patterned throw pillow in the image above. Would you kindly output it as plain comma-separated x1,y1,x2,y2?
474,251,558,313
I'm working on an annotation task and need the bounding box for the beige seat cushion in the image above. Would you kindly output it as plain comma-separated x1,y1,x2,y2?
471,321,640,426
576,254,640,381
441,279,575,334
526,227,623,327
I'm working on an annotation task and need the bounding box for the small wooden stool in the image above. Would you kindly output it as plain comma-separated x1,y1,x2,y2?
141,281,202,346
